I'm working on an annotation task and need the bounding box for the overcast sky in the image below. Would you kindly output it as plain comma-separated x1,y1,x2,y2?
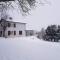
8,0,60,31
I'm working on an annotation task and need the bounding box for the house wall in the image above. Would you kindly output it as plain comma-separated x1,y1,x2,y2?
5,21,26,38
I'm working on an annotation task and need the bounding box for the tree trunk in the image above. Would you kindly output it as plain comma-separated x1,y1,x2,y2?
3,26,6,37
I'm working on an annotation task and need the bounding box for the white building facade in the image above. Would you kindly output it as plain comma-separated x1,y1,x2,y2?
0,20,26,38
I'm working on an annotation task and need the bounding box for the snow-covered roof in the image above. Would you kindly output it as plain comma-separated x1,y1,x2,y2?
9,21,26,24
0,17,26,24
6,20,26,24
6,17,26,24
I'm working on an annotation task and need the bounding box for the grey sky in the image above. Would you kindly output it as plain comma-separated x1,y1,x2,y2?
8,0,60,31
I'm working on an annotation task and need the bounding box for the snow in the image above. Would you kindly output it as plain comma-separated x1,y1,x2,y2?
0,36,60,60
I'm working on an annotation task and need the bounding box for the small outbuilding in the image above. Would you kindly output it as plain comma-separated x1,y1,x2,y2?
25,30,37,36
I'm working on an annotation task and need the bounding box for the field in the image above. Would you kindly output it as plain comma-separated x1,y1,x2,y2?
0,36,60,60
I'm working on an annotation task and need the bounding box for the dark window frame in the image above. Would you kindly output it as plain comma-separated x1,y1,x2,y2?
0,31,2,35
19,31,22,35
14,23,16,27
8,31,11,35
8,23,11,27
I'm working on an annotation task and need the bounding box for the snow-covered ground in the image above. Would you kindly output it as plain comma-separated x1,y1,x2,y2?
0,36,60,60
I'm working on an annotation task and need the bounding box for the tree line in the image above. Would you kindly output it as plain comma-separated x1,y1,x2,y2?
38,25,60,42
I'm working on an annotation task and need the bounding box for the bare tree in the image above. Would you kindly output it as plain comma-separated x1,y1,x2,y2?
0,0,50,15
0,0,36,14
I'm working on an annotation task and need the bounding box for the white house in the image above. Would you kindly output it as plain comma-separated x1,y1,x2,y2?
0,19,26,38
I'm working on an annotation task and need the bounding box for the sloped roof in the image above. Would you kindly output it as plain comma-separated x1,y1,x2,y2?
6,19,26,24
8,21,26,24
0,17,26,24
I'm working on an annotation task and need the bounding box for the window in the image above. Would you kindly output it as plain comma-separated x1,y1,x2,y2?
14,23,16,27
0,31,2,35
14,31,16,35
0,31,2,37
19,31,22,35
8,31,11,35
8,23,11,27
